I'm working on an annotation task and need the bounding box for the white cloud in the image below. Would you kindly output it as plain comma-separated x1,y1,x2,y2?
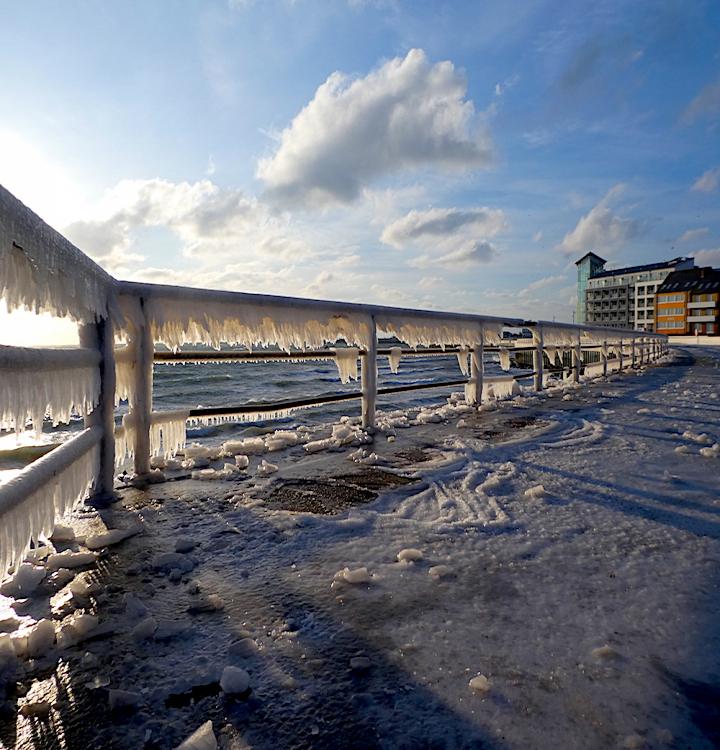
380,207,504,249
257,49,493,208
682,77,720,125
409,240,497,270
558,184,639,255
64,178,317,273
695,248,720,267
678,227,710,243
519,274,567,296
691,168,720,193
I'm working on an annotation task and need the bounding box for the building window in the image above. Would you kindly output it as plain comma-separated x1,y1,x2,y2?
657,307,684,316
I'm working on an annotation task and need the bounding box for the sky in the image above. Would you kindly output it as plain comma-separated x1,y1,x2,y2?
1,0,719,343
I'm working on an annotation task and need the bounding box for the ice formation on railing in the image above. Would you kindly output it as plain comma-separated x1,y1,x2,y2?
456,347,470,376
375,314,505,349
498,348,511,372
332,347,359,383
0,185,113,323
584,361,606,378
465,375,520,403
117,293,374,352
114,345,134,404
544,346,560,366
186,402,320,429
117,410,189,461
388,347,402,374
0,429,99,577
0,345,101,436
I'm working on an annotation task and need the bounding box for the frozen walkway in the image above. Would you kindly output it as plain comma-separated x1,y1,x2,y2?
3,347,720,749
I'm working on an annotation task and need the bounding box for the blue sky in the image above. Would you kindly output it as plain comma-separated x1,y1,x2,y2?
1,0,719,341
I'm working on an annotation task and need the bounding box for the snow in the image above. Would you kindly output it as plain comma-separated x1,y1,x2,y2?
332,346,359,383
0,185,113,323
0,344,101,435
397,548,423,562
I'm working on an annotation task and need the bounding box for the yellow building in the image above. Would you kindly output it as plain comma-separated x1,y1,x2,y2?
655,267,720,336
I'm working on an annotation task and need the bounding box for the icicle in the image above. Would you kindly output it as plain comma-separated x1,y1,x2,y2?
0,428,100,578
0,345,100,436
332,347,359,384
0,185,113,323
498,348,511,372
375,314,506,349
119,410,189,461
114,345,134,404
482,375,520,401
388,347,402,374
456,347,470,376
544,346,560,366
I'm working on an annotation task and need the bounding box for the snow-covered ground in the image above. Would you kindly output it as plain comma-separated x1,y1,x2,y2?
2,346,720,749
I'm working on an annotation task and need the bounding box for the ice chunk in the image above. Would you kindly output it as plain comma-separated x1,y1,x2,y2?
591,644,619,660
175,537,196,553
428,565,453,580
0,563,46,597
46,551,97,571
222,437,266,456
124,593,150,620
27,618,56,658
524,485,546,499
699,443,720,458
175,721,217,750
397,548,423,562
50,525,75,543
334,567,371,584
264,430,300,452
153,552,195,573
256,459,278,477
85,527,137,550
20,701,52,718
468,674,490,693
220,665,250,694
235,454,249,469
131,617,158,641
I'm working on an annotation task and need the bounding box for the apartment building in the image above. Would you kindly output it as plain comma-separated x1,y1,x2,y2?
655,267,720,336
576,253,695,329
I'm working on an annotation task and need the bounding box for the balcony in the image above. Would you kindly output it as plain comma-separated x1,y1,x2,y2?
687,300,718,309
686,314,718,323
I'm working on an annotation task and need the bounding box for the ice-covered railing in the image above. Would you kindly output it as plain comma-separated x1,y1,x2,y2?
0,183,669,579
1,185,117,577
112,280,668,476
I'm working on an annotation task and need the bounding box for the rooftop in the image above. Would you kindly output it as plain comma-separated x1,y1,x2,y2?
657,266,720,293
574,251,607,266
590,256,694,279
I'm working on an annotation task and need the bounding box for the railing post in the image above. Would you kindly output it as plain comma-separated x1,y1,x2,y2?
532,326,544,392
468,334,484,406
619,338,624,370
361,315,377,430
601,340,608,377
130,297,153,476
631,337,636,368
572,335,581,383
78,314,117,498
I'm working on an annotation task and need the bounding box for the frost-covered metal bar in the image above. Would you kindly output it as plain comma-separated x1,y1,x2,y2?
532,327,544,392
0,344,101,436
601,341,608,377
572,335,582,383
0,184,115,323
467,338,484,406
79,318,116,496
361,316,378,429
0,427,101,576
127,298,154,476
